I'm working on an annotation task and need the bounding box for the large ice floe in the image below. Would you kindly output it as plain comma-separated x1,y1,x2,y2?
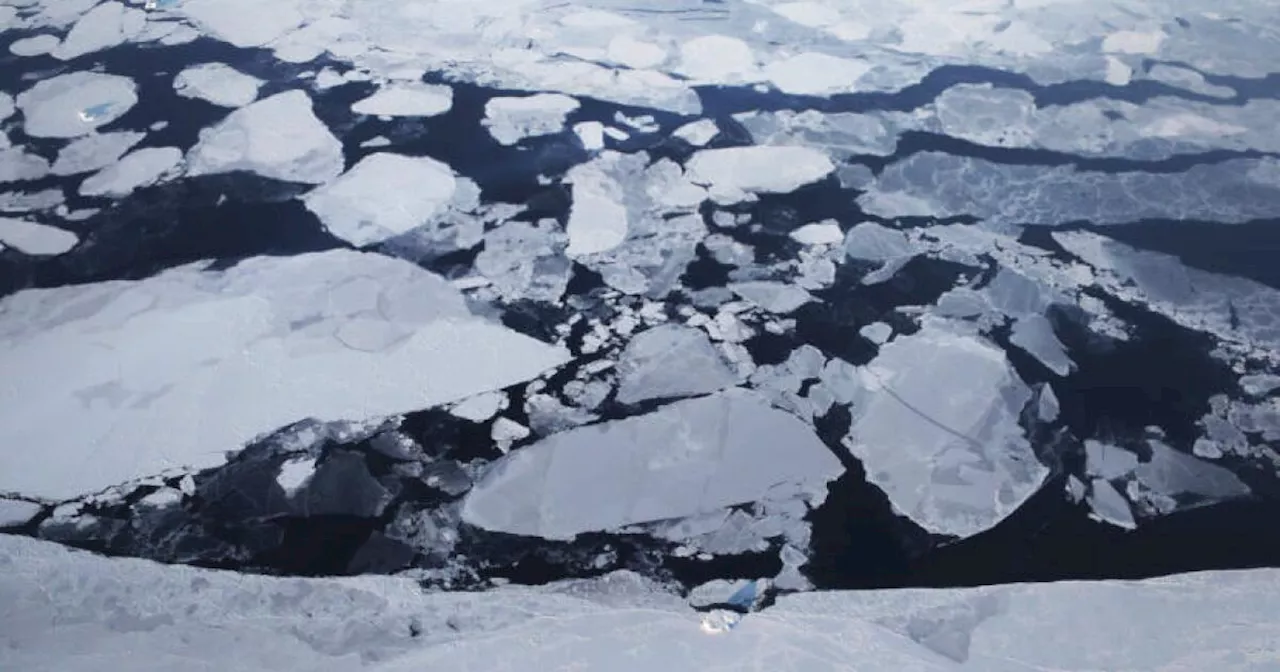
185,90,343,184
15,71,138,138
2,535,1278,671
0,250,567,500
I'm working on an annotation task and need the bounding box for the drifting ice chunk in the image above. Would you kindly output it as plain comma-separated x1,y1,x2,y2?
0,250,569,500
450,391,507,423
52,1,147,61
843,221,913,262
181,0,305,47
845,323,1045,538
728,281,813,314
672,119,719,147
0,218,78,255
174,63,264,107
615,324,738,405
0,499,42,528
686,146,834,202
483,94,580,145
303,153,465,247
186,91,343,184
789,220,844,246
462,389,842,540
10,35,61,57
1009,314,1073,376
1136,440,1250,502
763,52,870,95
1084,440,1139,480
79,147,183,197
351,83,453,117
0,149,50,183
859,322,893,345
564,154,629,256
1088,478,1136,529
16,72,138,138
276,457,316,494
51,131,145,176
573,121,606,150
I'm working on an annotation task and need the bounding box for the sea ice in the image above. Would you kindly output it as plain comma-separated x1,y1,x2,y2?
1009,314,1073,376
0,149,50,183
186,90,344,184
0,499,42,528
789,220,844,246
15,71,138,138
9,34,60,57
0,249,569,500
615,324,738,405
728,281,813,314
686,146,834,202
0,218,78,255
79,147,183,197
762,52,871,95
564,153,630,256
462,389,842,540
483,93,580,145
672,119,719,147
174,63,264,107
51,1,146,61
180,0,305,47
50,131,145,176
351,83,453,117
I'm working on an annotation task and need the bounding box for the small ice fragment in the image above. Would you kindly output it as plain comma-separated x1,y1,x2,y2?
859,322,892,344
672,119,719,147
483,94,580,145
790,220,844,246
351,83,453,117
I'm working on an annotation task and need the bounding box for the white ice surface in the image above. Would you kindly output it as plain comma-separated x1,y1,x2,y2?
686,146,834,202
303,153,465,247
4,535,1279,671
789,220,844,246
79,147,183,197
51,1,146,61
15,71,138,139
0,500,42,527
174,63,264,107
729,281,813,314
0,249,568,500
0,218,78,255
9,34,60,56
351,83,453,117
564,153,630,256
0,148,50,183
483,93,580,145
186,90,343,184
179,0,304,47
463,388,842,540
50,131,145,176
672,119,719,147
615,324,738,404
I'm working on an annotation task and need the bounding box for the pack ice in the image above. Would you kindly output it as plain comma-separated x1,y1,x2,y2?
0,250,569,500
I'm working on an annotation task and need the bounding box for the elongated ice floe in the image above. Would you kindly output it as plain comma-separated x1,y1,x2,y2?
0,148,50,183
15,71,139,139
51,1,146,61
0,217,78,255
9,34,60,57
4,535,1278,670
686,146,834,203
303,153,474,247
0,250,569,500
50,131,145,176
351,83,453,117
79,146,183,197
482,93,580,145
174,62,264,107
462,388,842,540
179,0,304,47
186,90,344,184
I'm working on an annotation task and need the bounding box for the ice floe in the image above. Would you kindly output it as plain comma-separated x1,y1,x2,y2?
9,34,60,56
462,389,842,540
473,218,571,303
0,218,78,255
303,152,474,248
614,324,738,405
672,119,719,147
174,62,264,107
179,0,304,47
15,71,138,139
0,149,50,183
186,90,344,184
686,146,834,203
482,93,579,145
351,83,453,117
50,131,145,176
51,1,146,61
0,249,568,500
728,281,813,314
762,52,871,95
79,147,183,197
0,499,42,528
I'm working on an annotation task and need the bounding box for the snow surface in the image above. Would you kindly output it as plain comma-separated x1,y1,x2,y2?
15,71,138,139
303,153,468,247
3,535,1278,671
351,83,453,117
50,131,145,176
186,90,343,185
79,147,183,197
0,218,78,255
483,93,580,145
614,324,738,405
686,146,835,203
173,62,263,107
0,250,568,500
463,389,842,540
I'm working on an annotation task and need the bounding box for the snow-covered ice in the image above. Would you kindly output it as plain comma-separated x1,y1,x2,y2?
302,153,469,247
686,146,835,202
483,94,580,145
15,71,138,139
351,83,453,117
0,249,568,500
186,90,343,184
564,153,629,256
0,218,78,255
174,62,264,107
614,324,738,405
50,131,145,176
79,147,183,197
463,389,842,540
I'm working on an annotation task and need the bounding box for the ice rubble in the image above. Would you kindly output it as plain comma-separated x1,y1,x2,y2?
186,90,344,184
0,218,78,255
842,322,1047,538
174,63,264,107
686,146,835,203
0,249,568,500
482,93,580,145
303,153,476,247
51,1,146,61
15,71,138,138
614,324,738,405
351,83,453,117
79,147,183,197
462,389,842,540
4,535,1279,671
50,131,145,176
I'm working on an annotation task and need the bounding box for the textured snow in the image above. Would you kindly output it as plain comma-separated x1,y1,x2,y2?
15,71,138,139
4,535,1279,671
0,250,568,500
351,83,453,117
463,389,842,540
686,146,834,202
174,62,264,107
51,1,146,61
0,218,78,255
186,91,343,184
50,131,145,176
483,93,580,145
303,153,465,247
79,147,183,197
615,324,738,405
844,323,1046,538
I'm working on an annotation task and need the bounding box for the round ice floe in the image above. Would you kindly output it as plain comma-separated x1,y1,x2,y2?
0,217,78,255
16,72,139,139
79,147,183,198
351,83,453,117
303,153,463,247
186,90,343,184
174,63,264,107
